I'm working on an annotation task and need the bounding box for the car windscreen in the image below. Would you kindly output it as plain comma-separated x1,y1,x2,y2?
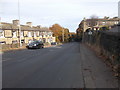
29,41,37,45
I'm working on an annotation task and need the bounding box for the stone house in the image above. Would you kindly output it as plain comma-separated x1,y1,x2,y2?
76,17,120,33
0,20,55,45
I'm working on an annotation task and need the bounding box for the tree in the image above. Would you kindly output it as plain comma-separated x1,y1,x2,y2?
49,24,70,42
69,32,77,42
49,24,62,42
63,28,70,42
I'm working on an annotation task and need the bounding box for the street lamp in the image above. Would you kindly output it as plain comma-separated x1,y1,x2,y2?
18,0,22,47
82,17,86,43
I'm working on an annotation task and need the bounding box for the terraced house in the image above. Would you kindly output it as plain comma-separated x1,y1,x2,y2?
0,20,55,45
76,17,120,33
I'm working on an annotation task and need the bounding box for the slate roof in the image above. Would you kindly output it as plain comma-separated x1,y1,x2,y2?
1,22,52,32
85,18,120,22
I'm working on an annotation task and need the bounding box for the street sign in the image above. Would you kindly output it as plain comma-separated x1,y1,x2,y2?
88,31,92,35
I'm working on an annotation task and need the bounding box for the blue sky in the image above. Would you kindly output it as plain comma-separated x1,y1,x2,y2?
0,0,119,32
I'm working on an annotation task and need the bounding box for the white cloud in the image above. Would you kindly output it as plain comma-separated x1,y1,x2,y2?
1,0,119,32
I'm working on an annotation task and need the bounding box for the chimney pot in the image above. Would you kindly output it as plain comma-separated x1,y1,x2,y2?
26,22,32,27
13,20,19,26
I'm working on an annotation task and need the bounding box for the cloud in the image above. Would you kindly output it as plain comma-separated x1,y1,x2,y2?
1,0,119,32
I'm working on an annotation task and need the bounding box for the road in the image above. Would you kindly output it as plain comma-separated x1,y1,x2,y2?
2,42,118,88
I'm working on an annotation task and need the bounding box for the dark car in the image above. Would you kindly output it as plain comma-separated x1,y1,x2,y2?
51,42,57,45
26,40,44,49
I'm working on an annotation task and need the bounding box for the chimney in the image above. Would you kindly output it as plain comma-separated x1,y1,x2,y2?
13,20,20,26
26,22,32,27
37,25,41,28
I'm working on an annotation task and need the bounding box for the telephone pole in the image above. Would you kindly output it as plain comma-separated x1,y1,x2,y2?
62,28,64,42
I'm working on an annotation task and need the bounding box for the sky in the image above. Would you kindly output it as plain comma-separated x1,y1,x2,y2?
0,0,119,32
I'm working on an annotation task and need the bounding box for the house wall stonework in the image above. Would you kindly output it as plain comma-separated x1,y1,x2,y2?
77,17,120,33
0,20,55,45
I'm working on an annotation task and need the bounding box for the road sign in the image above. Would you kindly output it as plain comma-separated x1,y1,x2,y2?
88,31,92,35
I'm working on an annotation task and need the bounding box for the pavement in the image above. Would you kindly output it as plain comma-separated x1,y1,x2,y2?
1,44,55,52
2,42,118,88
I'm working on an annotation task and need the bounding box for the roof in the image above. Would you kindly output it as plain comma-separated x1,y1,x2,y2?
1,22,18,30
1,22,51,32
85,18,120,22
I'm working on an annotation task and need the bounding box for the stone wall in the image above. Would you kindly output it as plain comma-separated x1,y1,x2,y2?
83,30,120,76
0,43,26,51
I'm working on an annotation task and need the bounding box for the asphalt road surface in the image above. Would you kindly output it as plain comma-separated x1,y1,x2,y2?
2,42,118,88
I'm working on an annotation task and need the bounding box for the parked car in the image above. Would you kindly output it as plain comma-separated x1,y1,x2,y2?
51,42,57,45
26,40,44,49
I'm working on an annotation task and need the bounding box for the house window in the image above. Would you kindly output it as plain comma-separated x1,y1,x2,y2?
0,41,6,44
12,31,17,37
95,22,98,26
89,23,91,26
49,32,53,37
21,39,24,43
39,38,42,42
43,38,46,43
39,35,42,37
34,32,36,37
4,30,12,37
21,31,24,37
39,32,42,37
115,21,118,24
28,32,32,37
12,40,18,44
36,31,39,37
0,30,4,38
102,22,106,25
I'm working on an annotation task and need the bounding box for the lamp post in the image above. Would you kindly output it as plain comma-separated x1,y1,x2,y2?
18,0,22,47
82,17,86,43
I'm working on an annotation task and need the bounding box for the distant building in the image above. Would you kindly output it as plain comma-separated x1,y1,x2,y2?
0,20,55,44
107,21,120,33
76,17,120,33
